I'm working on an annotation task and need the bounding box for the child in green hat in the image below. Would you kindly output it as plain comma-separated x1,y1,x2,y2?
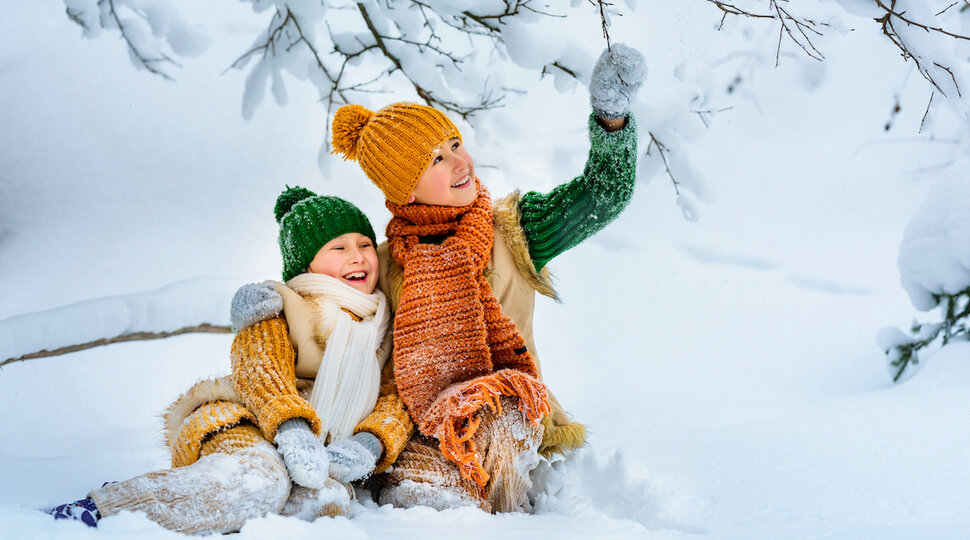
52,188,413,533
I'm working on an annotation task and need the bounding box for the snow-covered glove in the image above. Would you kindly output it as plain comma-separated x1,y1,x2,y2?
230,281,283,332
275,418,330,489
326,432,382,483
589,43,646,119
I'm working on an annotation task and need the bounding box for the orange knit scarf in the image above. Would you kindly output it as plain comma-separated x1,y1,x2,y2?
386,179,549,487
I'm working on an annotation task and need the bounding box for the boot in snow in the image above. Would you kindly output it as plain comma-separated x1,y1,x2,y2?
50,496,101,527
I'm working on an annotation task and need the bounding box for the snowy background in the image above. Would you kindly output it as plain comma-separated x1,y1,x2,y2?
2,1,969,538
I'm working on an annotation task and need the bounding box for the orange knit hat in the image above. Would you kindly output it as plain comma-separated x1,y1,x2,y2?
331,102,462,205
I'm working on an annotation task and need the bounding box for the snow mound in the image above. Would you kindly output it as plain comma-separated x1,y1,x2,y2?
898,173,970,311
529,448,702,534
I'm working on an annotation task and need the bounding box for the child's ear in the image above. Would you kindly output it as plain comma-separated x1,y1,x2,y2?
407,194,416,204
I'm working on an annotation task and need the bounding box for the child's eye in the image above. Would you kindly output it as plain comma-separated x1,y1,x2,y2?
332,246,344,250
452,141,460,150
360,242,372,249
432,155,443,165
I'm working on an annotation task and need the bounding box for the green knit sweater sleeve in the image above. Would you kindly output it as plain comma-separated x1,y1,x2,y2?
518,113,638,271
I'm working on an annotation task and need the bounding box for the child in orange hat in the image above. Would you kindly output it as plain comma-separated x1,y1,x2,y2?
322,44,646,512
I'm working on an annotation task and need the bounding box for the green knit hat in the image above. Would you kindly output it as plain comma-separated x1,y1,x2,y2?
275,186,377,282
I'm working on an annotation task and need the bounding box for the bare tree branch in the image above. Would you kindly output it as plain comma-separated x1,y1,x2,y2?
873,0,970,98
101,0,180,80
707,0,825,65
1,324,231,368
589,0,616,52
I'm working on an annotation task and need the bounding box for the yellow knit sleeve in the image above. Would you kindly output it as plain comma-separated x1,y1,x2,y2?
354,361,414,473
230,317,322,442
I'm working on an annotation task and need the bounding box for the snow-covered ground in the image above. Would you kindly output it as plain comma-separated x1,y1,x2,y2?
1,2,968,538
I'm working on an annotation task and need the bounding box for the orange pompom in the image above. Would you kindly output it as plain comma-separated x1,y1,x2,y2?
331,104,373,161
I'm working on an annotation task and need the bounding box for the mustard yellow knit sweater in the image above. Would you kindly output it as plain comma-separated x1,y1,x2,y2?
228,316,413,473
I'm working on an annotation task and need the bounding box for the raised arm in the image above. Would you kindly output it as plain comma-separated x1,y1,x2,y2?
518,44,645,271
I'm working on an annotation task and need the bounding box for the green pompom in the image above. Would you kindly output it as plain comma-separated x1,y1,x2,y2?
274,186,316,223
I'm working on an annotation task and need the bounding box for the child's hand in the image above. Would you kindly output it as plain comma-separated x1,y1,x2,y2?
589,43,647,120
275,418,331,489
230,281,283,332
326,432,382,483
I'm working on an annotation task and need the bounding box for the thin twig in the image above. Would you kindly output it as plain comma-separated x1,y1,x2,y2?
103,0,179,80
919,92,935,133
589,0,615,51
647,132,679,195
708,0,825,64
936,1,959,16
875,0,970,41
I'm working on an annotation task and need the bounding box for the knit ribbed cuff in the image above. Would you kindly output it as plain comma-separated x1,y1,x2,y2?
171,401,256,468
355,394,414,473
255,394,322,443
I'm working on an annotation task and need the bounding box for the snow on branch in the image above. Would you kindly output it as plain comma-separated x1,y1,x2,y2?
872,0,970,99
590,0,620,52
706,0,826,65
879,172,970,382
65,0,582,135
0,278,240,367
64,0,208,80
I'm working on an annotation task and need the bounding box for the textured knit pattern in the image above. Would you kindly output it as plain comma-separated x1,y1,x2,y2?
518,113,639,271
354,362,415,473
385,179,549,486
231,317,323,442
199,423,265,460
275,187,376,282
331,102,461,205
91,440,291,535
171,400,257,468
380,397,542,513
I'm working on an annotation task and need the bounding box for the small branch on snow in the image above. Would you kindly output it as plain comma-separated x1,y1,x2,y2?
646,132,680,195
1,324,232,368
919,92,935,133
541,61,578,80
693,106,734,128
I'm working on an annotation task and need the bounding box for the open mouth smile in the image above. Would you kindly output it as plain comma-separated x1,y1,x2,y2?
343,271,367,282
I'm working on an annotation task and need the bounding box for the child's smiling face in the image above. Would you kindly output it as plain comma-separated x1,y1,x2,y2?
307,232,379,294
407,137,476,207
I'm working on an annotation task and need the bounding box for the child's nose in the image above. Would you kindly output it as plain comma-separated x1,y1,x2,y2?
451,154,467,172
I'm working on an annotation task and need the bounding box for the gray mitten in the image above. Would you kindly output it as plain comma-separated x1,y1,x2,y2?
230,281,283,332
589,43,647,119
326,432,382,483
275,418,330,489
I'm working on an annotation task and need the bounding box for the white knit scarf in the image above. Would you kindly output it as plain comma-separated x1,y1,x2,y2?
286,273,390,443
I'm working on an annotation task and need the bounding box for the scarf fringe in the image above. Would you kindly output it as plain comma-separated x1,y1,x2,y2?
430,370,550,488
